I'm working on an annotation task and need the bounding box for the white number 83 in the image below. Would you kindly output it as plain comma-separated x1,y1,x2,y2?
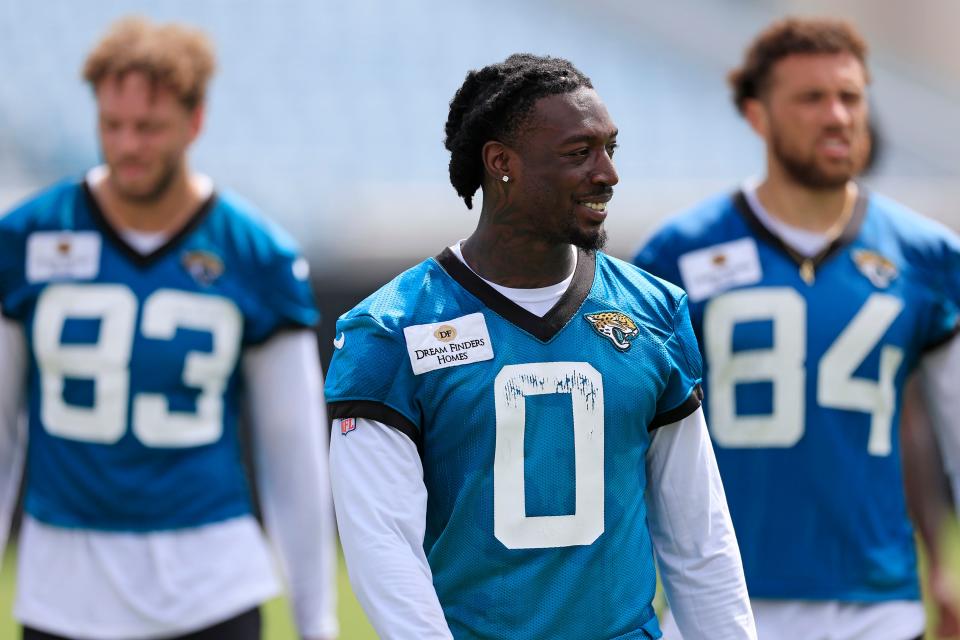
33,283,242,447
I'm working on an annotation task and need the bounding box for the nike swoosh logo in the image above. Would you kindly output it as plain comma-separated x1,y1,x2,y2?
333,332,345,349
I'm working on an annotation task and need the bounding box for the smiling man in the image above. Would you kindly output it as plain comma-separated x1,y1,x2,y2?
0,17,337,640
635,18,960,640
326,54,756,639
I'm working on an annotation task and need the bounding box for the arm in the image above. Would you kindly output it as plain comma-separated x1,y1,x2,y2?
329,418,452,640
902,372,951,565
918,336,960,511
908,342,960,638
645,407,757,640
0,309,27,568
242,329,338,640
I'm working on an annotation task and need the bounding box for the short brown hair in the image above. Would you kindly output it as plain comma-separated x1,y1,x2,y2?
729,17,869,114
82,16,216,110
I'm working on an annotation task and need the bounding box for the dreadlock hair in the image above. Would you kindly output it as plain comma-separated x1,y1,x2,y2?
444,54,593,209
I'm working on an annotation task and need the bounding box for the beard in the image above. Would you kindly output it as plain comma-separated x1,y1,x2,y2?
770,126,870,190
549,206,607,252
109,155,181,204
568,224,607,252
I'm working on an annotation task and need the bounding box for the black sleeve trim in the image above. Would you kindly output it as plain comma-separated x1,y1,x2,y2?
648,384,703,431
922,320,960,354
246,320,318,346
328,400,423,452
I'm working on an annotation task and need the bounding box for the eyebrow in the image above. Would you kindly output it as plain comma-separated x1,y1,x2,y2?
559,129,619,145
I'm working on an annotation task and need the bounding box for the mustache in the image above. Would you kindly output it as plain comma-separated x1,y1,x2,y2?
819,126,851,141
577,187,614,199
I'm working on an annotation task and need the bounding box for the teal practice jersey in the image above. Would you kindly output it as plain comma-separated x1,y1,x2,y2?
634,189,960,602
0,178,318,531
326,248,703,640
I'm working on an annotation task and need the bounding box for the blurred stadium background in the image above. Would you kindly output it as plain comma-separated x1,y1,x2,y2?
1,0,959,637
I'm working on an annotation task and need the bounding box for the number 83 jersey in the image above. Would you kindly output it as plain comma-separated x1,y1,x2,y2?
0,179,318,531
326,248,703,640
634,189,960,602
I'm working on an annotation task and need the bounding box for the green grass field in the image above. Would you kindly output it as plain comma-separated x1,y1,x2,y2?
4,529,960,639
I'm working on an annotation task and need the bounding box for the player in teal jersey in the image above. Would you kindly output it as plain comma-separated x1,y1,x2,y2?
327,54,757,639
0,17,336,640
634,17,960,640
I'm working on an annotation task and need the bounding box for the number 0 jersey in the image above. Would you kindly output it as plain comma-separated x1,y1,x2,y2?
634,189,960,602
0,178,318,531
325,248,703,640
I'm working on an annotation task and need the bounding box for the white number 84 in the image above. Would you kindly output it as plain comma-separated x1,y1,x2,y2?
704,288,903,456
33,283,242,447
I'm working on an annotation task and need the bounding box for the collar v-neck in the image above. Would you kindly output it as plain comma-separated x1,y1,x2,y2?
733,187,868,272
82,180,217,267
434,246,597,342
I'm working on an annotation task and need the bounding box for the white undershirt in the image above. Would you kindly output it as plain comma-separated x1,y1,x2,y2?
330,246,757,640
743,179,832,258
119,229,170,255
449,241,576,317
87,166,212,256
0,317,338,638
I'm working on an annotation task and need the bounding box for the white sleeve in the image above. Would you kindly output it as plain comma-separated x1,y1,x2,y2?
645,407,757,640
242,330,338,639
0,310,27,568
330,418,452,640
918,336,960,511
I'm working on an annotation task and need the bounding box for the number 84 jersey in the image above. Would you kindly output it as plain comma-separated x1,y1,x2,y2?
0,179,318,531
634,189,960,602
325,248,703,640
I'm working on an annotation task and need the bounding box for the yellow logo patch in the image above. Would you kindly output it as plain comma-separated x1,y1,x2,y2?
181,250,225,286
584,311,640,352
852,250,898,289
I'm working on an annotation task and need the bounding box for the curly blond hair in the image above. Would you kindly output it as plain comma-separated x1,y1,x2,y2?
82,16,216,109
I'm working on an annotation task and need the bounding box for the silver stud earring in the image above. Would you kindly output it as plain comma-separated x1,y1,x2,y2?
501,175,510,183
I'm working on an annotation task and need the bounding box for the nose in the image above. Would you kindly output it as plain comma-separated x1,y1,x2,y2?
592,149,619,187
116,126,142,154
826,96,853,127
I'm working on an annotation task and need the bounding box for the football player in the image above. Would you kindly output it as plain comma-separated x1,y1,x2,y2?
0,17,337,640
326,54,757,639
634,17,960,640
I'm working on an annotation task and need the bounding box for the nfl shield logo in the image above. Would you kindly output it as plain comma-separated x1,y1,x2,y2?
340,417,357,436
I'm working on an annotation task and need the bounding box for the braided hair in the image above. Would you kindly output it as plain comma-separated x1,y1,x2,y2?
444,54,592,209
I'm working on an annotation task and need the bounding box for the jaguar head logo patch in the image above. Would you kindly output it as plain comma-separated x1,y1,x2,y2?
182,250,224,286
584,311,640,352
852,250,898,289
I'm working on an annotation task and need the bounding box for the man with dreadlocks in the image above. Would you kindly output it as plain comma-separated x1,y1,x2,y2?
325,54,757,639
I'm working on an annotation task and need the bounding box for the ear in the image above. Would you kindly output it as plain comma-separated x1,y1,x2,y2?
481,140,515,184
188,104,205,142
742,98,769,140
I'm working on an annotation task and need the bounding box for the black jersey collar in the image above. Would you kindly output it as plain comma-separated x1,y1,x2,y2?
434,246,596,342
82,180,218,268
733,187,868,270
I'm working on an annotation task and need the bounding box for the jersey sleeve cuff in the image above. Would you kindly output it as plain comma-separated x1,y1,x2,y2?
648,384,703,431
922,320,960,354
328,400,422,450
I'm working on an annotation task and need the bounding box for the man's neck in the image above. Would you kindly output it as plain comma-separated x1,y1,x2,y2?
755,170,857,234
461,214,577,289
91,167,208,234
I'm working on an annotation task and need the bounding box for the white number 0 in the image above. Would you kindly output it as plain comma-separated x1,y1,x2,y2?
704,289,903,456
493,362,604,549
33,284,242,447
